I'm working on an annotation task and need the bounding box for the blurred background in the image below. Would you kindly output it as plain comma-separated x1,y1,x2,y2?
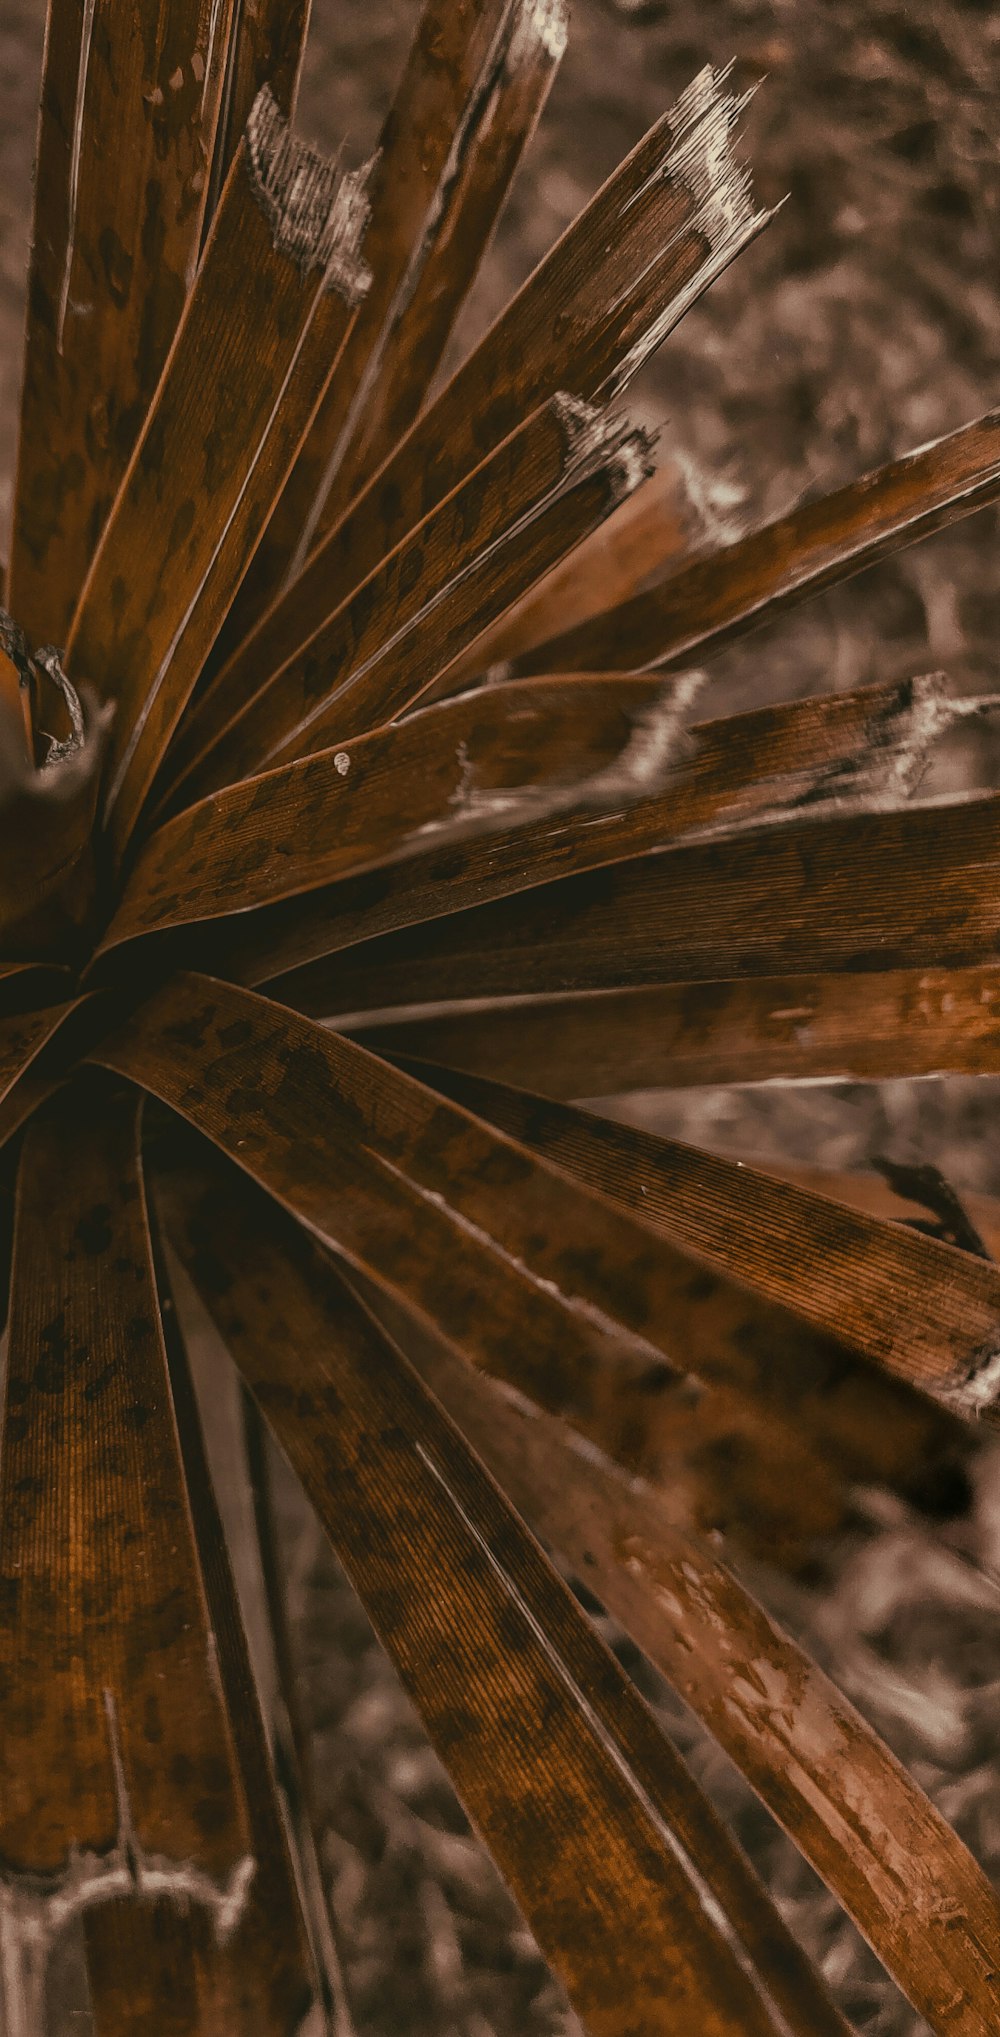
5,2,1000,2030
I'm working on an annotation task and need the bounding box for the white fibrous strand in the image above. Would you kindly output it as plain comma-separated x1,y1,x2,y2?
551,393,658,505
605,64,774,397
936,1341,1000,1419
245,85,373,298
505,0,568,67
396,675,702,850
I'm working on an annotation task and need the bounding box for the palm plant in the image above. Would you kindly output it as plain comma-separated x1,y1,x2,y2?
2,0,1000,2030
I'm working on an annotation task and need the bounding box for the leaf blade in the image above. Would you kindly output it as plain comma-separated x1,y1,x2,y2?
202,64,768,728
382,1302,1000,2037
0,1080,251,1960
91,974,1000,1418
161,1159,839,2037
515,407,1000,676
264,791,1000,1016
158,399,652,806
225,0,566,643
344,964,1000,1095
399,1058,1000,1417
64,92,370,859
182,674,956,990
9,0,239,646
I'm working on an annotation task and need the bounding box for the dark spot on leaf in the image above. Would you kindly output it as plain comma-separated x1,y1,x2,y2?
75,1203,113,1255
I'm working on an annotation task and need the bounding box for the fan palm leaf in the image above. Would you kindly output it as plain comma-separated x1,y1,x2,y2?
1,2,999,2031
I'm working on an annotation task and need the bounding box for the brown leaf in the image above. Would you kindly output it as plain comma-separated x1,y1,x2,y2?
204,63,769,728
161,1157,840,2037
514,406,1000,676
159,399,653,808
386,1307,1000,2037
206,0,311,208
8,0,240,647
0,687,111,946
344,964,1000,1095
266,791,1000,1017
0,1078,255,2024
121,669,953,960
404,1054,1000,1414
188,672,954,991
423,459,709,699
65,89,370,861
91,974,1000,1436
225,0,566,647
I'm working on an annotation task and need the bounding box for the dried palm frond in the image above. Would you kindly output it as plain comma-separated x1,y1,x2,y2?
1,2,999,2032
